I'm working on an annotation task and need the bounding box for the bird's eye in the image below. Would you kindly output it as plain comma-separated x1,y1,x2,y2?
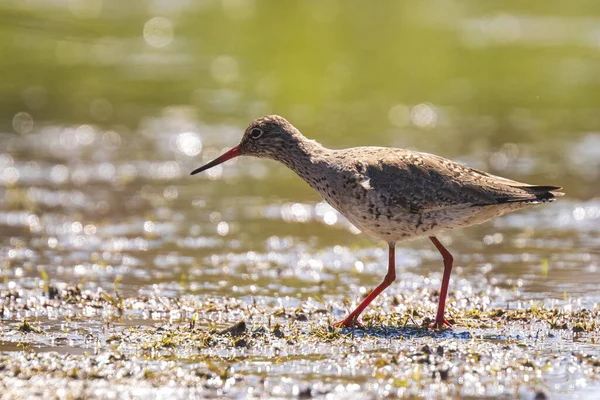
250,128,263,139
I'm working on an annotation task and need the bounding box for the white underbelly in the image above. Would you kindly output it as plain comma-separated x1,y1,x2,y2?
339,202,531,243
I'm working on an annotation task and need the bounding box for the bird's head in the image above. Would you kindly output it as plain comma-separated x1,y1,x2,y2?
190,115,300,175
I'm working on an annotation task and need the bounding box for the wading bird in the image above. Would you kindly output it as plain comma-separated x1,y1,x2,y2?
191,115,563,329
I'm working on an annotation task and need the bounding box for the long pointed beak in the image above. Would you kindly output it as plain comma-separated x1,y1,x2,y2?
190,145,241,175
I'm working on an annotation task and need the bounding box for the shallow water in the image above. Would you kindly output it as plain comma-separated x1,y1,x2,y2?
1,1,600,399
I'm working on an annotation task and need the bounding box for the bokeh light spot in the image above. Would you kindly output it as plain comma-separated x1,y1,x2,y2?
144,221,156,233
51,165,69,184
143,17,174,48
12,112,34,134
2,167,19,185
75,125,96,146
410,103,437,129
176,132,203,156
164,186,179,200
217,221,230,236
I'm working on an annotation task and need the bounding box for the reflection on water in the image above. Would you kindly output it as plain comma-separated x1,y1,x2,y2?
1,1,599,398
1,111,598,298
1,110,599,396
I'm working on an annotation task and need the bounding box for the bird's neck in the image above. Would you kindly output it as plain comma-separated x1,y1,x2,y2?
275,135,331,181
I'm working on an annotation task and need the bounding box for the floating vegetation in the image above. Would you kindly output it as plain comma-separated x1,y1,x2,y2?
218,320,246,336
17,318,42,334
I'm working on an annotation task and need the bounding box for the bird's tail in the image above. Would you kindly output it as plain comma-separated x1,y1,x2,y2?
511,185,564,203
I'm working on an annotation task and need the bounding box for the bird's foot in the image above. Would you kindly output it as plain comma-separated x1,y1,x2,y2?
429,318,452,330
333,315,363,329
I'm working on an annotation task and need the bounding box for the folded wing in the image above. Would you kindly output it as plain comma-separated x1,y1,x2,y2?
361,149,563,214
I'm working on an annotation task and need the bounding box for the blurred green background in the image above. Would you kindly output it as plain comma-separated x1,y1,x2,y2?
2,1,600,169
2,0,600,213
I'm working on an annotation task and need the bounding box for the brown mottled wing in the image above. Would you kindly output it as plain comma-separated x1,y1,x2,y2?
357,149,563,213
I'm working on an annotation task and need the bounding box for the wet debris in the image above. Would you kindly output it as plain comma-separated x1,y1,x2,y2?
17,318,42,334
218,320,246,337
272,323,285,338
436,345,444,356
293,308,308,321
297,386,312,398
47,286,59,300
0,281,598,398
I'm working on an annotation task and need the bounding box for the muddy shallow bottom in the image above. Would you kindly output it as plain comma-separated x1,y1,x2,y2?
1,273,599,399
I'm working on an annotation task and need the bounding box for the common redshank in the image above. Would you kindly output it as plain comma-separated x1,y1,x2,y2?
191,115,563,329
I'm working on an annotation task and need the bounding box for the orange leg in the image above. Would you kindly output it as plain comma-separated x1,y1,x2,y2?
334,243,396,328
429,236,453,329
